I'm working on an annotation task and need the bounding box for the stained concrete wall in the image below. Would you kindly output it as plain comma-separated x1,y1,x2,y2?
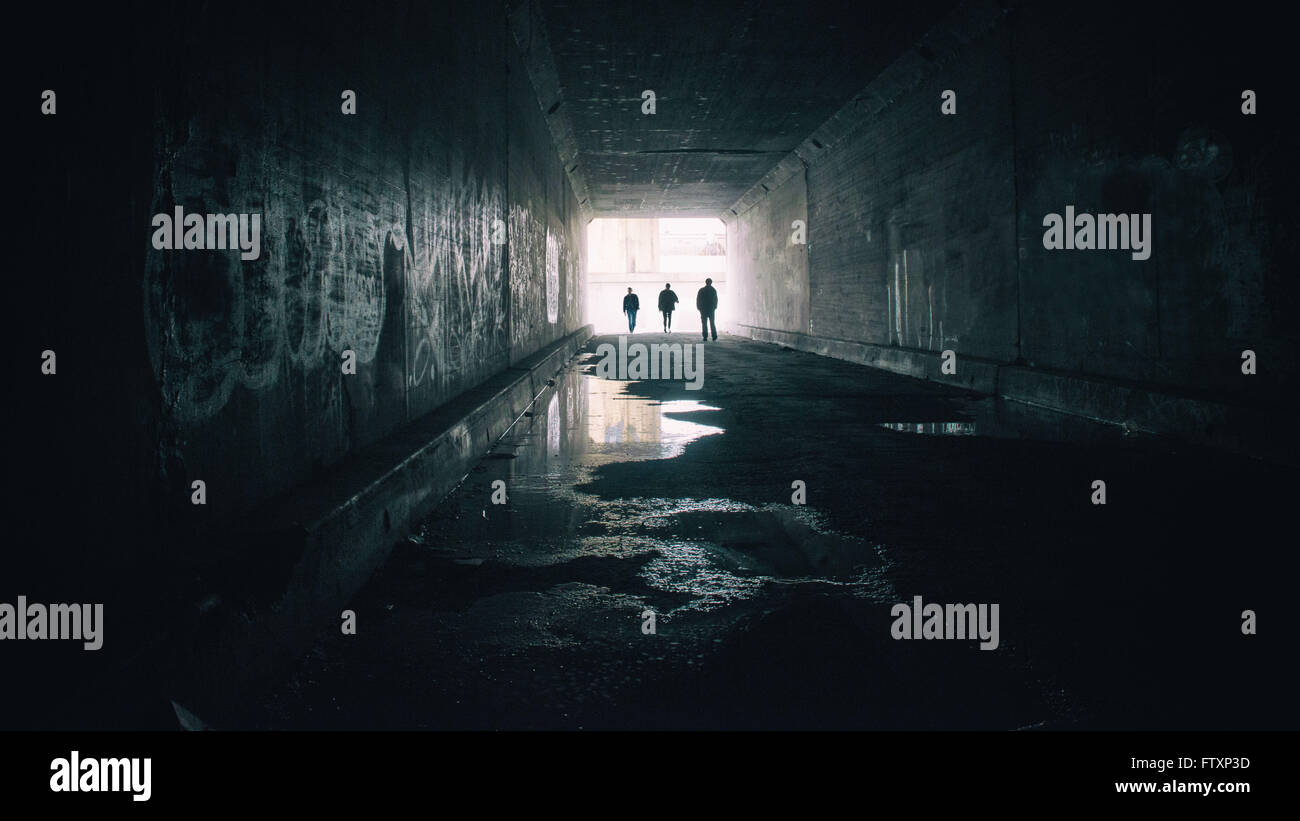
806,22,1016,361
728,173,810,335
1011,3,1293,400
17,1,586,580
509,33,585,363
727,0,1296,440
138,2,585,524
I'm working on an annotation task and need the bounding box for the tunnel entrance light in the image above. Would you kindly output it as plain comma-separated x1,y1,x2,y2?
586,217,726,333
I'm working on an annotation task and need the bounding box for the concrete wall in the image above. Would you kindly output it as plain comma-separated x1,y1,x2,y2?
807,22,1016,361
509,33,586,363
1011,4,1291,399
135,2,585,524
727,0,1296,436
728,173,810,335
16,1,586,581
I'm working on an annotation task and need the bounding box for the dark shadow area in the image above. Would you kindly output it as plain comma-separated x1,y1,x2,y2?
246,337,1297,730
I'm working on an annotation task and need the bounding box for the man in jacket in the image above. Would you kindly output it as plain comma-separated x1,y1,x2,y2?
657,283,679,333
622,287,640,332
696,278,719,341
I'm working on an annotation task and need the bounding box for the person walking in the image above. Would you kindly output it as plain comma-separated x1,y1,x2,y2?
696,278,718,341
657,283,679,332
622,287,640,332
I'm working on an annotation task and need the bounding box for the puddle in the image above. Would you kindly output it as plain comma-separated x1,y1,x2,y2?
879,421,977,436
402,365,892,619
875,397,1153,445
583,377,723,460
637,504,897,616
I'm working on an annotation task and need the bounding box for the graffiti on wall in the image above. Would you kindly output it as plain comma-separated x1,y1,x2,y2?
144,129,394,424
508,202,543,350
144,121,520,427
546,228,560,325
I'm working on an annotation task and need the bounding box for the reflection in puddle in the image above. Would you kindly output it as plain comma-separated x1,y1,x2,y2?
638,503,899,616
585,377,722,459
400,361,909,639
414,365,891,621
641,541,770,614
879,421,976,436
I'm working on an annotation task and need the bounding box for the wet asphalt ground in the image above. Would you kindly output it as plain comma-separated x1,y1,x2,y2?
253,333,1298,730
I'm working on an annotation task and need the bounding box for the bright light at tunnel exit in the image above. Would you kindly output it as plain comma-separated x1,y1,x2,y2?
586,218,727,334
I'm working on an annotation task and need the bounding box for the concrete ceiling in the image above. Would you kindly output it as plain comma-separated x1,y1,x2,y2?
523,0,960,218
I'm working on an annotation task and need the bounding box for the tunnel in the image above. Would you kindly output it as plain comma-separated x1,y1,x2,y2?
7,0,1299,776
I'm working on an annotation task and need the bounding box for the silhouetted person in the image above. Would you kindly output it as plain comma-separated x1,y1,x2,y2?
658,283,678,332
696,278,718,341
622,287,639,332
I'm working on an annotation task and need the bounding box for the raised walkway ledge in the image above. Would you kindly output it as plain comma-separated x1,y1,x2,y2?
169,325,595,722
735,324,1298,468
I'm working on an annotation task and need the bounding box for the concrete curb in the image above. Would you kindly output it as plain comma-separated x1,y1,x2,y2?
737,324,999,394
179,325,594,719
998,366,1298,465
735,324,1296,466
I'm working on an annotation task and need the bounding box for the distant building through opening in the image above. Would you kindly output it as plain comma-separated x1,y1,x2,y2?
586,218,726,333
